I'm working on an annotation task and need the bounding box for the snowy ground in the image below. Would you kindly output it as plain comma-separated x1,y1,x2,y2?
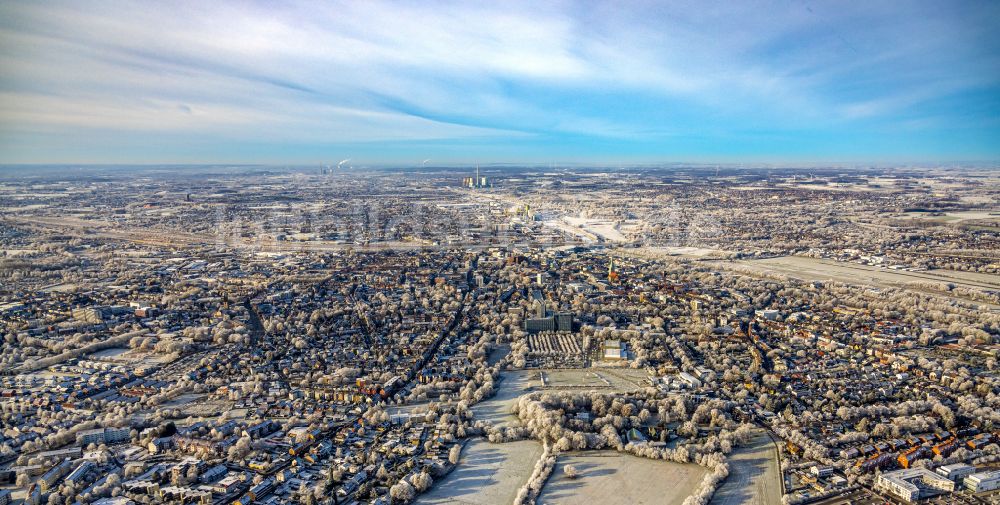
711,431,782,505
471,370,536,428
540,368,649,392
562,216,629,243
539,450,706,505
416,438,543,505
717,255,1000,310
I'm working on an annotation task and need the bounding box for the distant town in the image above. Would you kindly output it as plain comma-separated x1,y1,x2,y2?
0,165,998,505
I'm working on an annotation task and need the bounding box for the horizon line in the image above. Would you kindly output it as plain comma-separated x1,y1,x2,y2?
1,160,999,169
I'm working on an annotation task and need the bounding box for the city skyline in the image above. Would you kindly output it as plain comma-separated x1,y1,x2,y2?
2,0,999,165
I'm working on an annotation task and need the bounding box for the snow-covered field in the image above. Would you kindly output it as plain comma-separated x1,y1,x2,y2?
416,438,543,505
562,216,628,242
539,450,706,505
711,431,782,505
717,255,1000,309
470,370,536,428
541,368,649,392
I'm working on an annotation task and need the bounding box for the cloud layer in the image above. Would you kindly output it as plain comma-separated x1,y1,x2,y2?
1,0,998,164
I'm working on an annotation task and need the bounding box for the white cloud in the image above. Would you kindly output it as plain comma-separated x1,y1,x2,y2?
0,0,997,160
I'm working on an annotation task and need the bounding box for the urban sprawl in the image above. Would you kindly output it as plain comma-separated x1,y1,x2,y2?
0,165,998,505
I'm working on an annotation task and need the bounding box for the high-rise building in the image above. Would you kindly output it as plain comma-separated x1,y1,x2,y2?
462,165,489,188
554,312,573,332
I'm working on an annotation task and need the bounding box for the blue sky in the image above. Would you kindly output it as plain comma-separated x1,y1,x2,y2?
1,0,998,165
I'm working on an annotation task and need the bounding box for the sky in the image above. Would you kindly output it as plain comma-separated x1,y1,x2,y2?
1,0,998,165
